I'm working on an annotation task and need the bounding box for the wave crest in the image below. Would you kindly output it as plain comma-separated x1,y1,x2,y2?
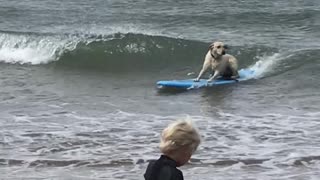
1,31,319,78
0,32,78,64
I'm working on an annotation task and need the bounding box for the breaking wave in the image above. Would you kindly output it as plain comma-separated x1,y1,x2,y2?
1,31,319,77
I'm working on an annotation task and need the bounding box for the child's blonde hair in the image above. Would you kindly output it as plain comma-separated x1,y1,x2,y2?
159,117,201,154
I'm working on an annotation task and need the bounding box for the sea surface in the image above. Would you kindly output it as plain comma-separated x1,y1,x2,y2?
1,0,320,179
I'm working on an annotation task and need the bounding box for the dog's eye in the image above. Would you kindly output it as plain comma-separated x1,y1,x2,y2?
217,45,221,49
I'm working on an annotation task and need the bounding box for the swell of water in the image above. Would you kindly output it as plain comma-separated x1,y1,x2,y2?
1,31,319,80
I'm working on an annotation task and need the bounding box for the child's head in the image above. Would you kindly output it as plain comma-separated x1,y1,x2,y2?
159,117,201,166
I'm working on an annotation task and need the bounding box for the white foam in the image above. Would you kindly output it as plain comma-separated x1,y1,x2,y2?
248,52,293,78
0,33,79,65
0,47,54,64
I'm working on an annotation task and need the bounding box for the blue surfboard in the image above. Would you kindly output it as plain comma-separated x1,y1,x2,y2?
157,69,254,89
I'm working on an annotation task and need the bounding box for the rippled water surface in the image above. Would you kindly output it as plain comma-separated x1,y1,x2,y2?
1,0,320,179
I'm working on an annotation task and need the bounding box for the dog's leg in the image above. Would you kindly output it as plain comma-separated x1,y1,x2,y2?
230,70,239,79
229,58,239,79
195,56,210,82
209,69,215,78
194,52,211,81
207,70,220,82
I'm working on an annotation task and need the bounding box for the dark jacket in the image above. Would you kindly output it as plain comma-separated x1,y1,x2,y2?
144,155,184,180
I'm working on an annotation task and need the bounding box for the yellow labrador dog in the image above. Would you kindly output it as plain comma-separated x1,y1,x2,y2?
194,41,239,82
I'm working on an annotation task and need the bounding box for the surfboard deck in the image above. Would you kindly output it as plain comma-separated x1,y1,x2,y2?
157,69,254,89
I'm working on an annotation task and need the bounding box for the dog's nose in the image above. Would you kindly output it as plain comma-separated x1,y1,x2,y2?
222,50,226,55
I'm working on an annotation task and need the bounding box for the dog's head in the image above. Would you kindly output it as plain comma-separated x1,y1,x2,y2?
209,41,228,57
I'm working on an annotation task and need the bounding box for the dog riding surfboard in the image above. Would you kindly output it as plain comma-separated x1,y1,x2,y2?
156,41,254,90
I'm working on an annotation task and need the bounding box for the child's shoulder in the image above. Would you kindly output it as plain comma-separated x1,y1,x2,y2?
144,156,183,180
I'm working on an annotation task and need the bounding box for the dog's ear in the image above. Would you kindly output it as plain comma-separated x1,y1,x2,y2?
208,43,215,50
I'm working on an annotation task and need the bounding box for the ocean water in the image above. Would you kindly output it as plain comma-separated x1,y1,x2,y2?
1,0,320,179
